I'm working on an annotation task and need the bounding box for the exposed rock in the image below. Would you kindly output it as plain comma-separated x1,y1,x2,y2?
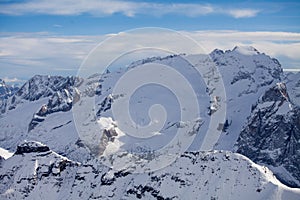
15,141,50,154
235,83,300,187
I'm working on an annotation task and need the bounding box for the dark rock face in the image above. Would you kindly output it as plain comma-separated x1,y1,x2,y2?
0,79,10,99
96,96,113,117
0,99,7,114
26,76,81,132
231,71,253,85
0,79,19,100
235,85,300,187
126,185,165,199
1,75,82,114
0,79,19,114
98,128,118,155
16,75,81,101
15,141,50,154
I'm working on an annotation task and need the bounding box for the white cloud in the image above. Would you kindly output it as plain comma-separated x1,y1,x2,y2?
2,77,24,83
53,24,63,28
0,33,106,78
145,3,214,17
0,0,259,18
183,31,300,59
0,0,137,16
1,30,300,80
227,9,260,18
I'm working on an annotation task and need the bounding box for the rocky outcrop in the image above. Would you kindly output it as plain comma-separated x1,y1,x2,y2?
235,82,300,187
0,79,19,114
15,141,50,154
26,76,81,132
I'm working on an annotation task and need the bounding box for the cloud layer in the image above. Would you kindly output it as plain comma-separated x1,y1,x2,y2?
1,30,300,82
184,31,300,60
0,0,260,18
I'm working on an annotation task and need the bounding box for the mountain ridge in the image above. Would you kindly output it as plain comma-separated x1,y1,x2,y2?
1,141,299,199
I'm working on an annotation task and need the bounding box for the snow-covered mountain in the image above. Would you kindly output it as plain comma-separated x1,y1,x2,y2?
208,46,283,150
0,79,19,114
0,46,300,199
1,141,299,200
0,79,19,100
0,75,88,162
203,47,300,187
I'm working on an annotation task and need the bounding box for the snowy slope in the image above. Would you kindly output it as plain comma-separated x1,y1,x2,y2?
1,141,299,200
81,55,211,157
0,147,13,160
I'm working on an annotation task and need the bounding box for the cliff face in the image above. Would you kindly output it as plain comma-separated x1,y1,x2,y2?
235,75,300,187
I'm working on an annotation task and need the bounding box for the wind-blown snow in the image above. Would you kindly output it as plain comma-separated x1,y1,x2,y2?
0,147,13,159
233,46,260,56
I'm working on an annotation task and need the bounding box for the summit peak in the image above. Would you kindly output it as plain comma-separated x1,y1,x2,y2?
232,46,260,55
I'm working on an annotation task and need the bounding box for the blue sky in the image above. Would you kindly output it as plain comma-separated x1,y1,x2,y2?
1,0,300,34
0,0,300,83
